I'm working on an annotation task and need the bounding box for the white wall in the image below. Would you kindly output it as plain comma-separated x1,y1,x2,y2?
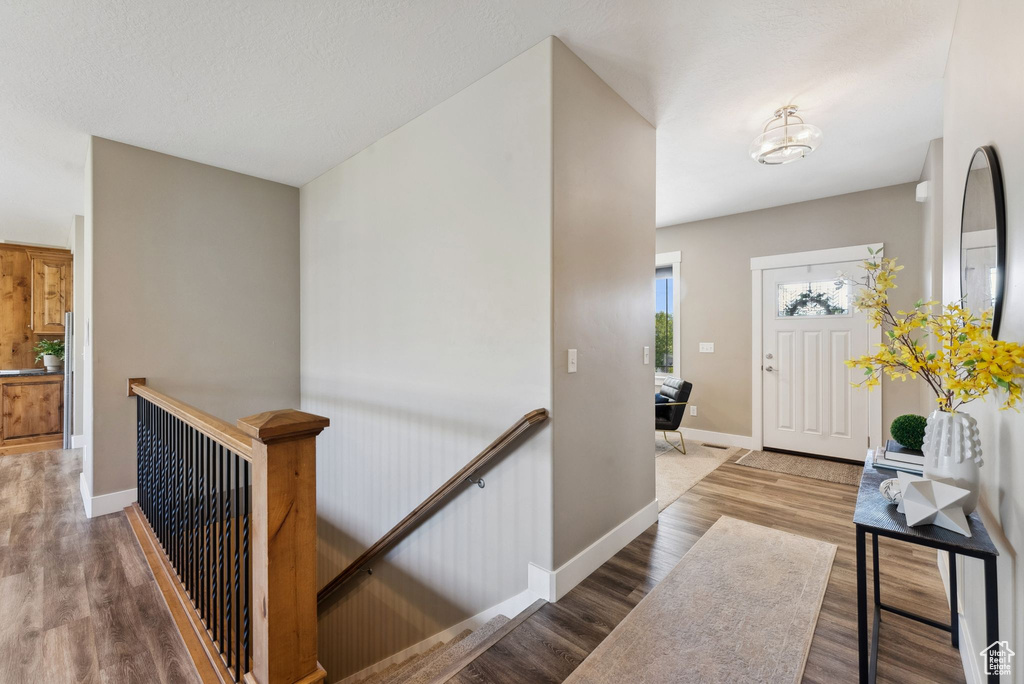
84,137,300,501
302,36,654,680
550,39,656,568
941,2,1024,678
302,39,555,680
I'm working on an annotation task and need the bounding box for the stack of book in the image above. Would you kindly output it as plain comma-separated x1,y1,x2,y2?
873,439,925,474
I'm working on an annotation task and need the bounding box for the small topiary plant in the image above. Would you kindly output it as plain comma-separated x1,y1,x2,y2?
890,414,927,451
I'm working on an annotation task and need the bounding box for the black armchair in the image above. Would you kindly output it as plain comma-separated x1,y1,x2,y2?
656,377,692,454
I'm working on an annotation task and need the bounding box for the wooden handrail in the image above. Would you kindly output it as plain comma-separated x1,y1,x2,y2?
316,408,548,605
128,378,254,460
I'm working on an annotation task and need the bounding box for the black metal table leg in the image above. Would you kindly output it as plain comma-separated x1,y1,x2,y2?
872,533,881,607
857,526,869,684
949,552,959,649
985,557,999,684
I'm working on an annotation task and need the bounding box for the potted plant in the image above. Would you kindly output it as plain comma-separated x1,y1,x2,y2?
34,338,65,372
846,250,1024,513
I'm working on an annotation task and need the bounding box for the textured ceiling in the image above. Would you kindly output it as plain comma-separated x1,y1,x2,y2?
0,1,958,245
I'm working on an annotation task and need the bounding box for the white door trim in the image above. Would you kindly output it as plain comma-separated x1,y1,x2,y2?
750,243,883,458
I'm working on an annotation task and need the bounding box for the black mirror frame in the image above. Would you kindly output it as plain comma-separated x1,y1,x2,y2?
960,145,1007,339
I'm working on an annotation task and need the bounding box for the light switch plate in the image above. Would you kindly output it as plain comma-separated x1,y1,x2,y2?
699,342,714,353
568,349,577,373
690,405,697,416
643,346,650,365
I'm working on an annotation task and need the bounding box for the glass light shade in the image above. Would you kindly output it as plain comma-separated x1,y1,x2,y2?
749,122,823,165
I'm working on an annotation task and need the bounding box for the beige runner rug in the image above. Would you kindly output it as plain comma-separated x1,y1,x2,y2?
565,516,836,684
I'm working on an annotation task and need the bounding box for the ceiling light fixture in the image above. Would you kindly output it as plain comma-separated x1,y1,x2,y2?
749,105,822,165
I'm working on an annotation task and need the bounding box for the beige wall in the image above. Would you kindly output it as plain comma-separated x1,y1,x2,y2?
655,183,927,441
302,40,555,680
941,1,1024,671
550,39,656,567
84,137,300,498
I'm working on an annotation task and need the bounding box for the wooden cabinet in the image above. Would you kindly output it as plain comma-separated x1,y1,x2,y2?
28,250,72,334
0,374,64,455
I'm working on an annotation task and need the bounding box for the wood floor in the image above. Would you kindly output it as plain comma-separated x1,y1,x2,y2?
452,452,967,684
0,449,199,683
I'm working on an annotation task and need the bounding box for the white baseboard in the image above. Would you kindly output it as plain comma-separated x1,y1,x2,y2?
79,472,136,519
938,551,981,684
679,428,756,451
71,434,88,449
529,498,659,602
79,472,92,518
335,588,540,684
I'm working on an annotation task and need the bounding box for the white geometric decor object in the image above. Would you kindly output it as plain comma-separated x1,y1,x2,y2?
896,471,972,537
922,409,983,514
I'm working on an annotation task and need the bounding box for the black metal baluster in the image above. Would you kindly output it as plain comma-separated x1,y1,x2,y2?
137,399,145,518
163,410,170,550
204,435,212,632
242,457,250,677
170,415,178,572
217,442,225,650
225,447,234,676
157,409,165,546
234,453,241,681
143,399,150,519
173,416,180,573
178,417,185,578
186,425,194,599
136,399,143,512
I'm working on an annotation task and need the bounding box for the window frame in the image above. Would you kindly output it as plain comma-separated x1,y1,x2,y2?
655,251,681,387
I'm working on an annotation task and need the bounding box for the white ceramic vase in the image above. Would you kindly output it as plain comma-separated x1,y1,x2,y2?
921,409,983,514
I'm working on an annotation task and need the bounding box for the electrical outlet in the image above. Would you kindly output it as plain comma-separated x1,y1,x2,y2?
643,346,650,365
690,405,697,416
568,349,577,373
699,342,714,353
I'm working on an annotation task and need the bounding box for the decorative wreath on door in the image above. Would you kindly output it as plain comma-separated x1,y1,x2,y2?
784,290,844,316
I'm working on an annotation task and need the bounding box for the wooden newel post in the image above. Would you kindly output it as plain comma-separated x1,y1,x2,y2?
237,409,330,684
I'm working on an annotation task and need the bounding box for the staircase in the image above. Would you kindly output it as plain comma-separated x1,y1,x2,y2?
350,600,545,684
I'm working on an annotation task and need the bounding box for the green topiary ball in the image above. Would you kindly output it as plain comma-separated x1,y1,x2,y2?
890,414,927,450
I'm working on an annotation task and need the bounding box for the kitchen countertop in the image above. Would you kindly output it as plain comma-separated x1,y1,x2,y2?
0,369,64,377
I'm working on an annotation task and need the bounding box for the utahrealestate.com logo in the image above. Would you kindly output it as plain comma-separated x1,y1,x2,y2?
981,640,1014,676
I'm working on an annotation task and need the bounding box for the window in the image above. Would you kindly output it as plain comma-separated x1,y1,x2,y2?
777,279,850,317
656,265,674,373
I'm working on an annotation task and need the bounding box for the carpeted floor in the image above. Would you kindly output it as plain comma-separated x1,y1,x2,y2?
565,516,837,684
736,449,863,486
655,434,740,512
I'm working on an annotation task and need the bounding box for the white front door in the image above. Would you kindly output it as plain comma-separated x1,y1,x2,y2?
762,261,869,461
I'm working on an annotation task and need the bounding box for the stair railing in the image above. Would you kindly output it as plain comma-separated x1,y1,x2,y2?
316,408,548,605
126,378,329,684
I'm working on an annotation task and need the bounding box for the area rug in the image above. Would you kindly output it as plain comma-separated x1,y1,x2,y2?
736,449,862,486
655,435,739,512
565,516,836,684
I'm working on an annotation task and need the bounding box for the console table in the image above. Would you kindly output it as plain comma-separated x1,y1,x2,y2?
854,457,999,683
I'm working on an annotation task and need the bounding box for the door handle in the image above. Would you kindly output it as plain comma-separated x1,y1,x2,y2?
765,366,775,372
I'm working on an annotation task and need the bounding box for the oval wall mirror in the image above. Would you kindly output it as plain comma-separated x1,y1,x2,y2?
960,145,1006,339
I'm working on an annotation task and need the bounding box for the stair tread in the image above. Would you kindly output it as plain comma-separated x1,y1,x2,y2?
376,628,474,684
401,614,513,684
361,642,440,684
